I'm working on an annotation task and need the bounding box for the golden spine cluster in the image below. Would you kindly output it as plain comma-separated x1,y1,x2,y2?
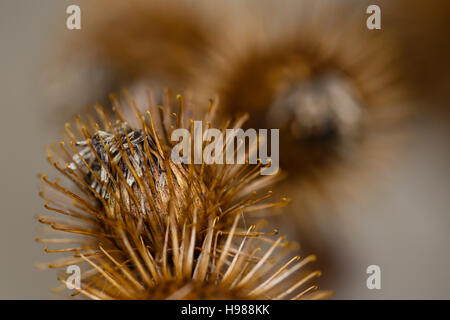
37,91,330,300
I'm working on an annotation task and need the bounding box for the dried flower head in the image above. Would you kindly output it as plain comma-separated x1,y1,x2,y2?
207,1,409,180
190,1,412,274
48,0,220,114
37,90,328,299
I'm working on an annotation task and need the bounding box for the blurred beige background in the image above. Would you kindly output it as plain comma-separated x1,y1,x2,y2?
0,0,449,299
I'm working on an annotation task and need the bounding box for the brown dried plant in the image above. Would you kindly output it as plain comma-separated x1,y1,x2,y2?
174,1,411,278
36,91,330,300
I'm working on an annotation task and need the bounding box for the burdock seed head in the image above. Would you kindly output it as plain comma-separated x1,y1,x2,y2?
36,90,329,299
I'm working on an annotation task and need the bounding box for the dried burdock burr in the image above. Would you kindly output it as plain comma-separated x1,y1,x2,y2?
36,91,329,300
208,1,409,181
192,0,412,280
46,0,220,114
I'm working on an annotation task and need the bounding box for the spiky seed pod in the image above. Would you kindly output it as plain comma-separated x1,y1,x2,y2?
55,213,328,300
189,0,412,278
37,91,327,299
87,0,217,84
46,0,221,115
206,1,409,179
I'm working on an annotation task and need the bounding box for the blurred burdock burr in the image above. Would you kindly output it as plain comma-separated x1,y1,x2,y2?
384,0,450,115
205,0,409,175
44,0,222,117
193,0,412,274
